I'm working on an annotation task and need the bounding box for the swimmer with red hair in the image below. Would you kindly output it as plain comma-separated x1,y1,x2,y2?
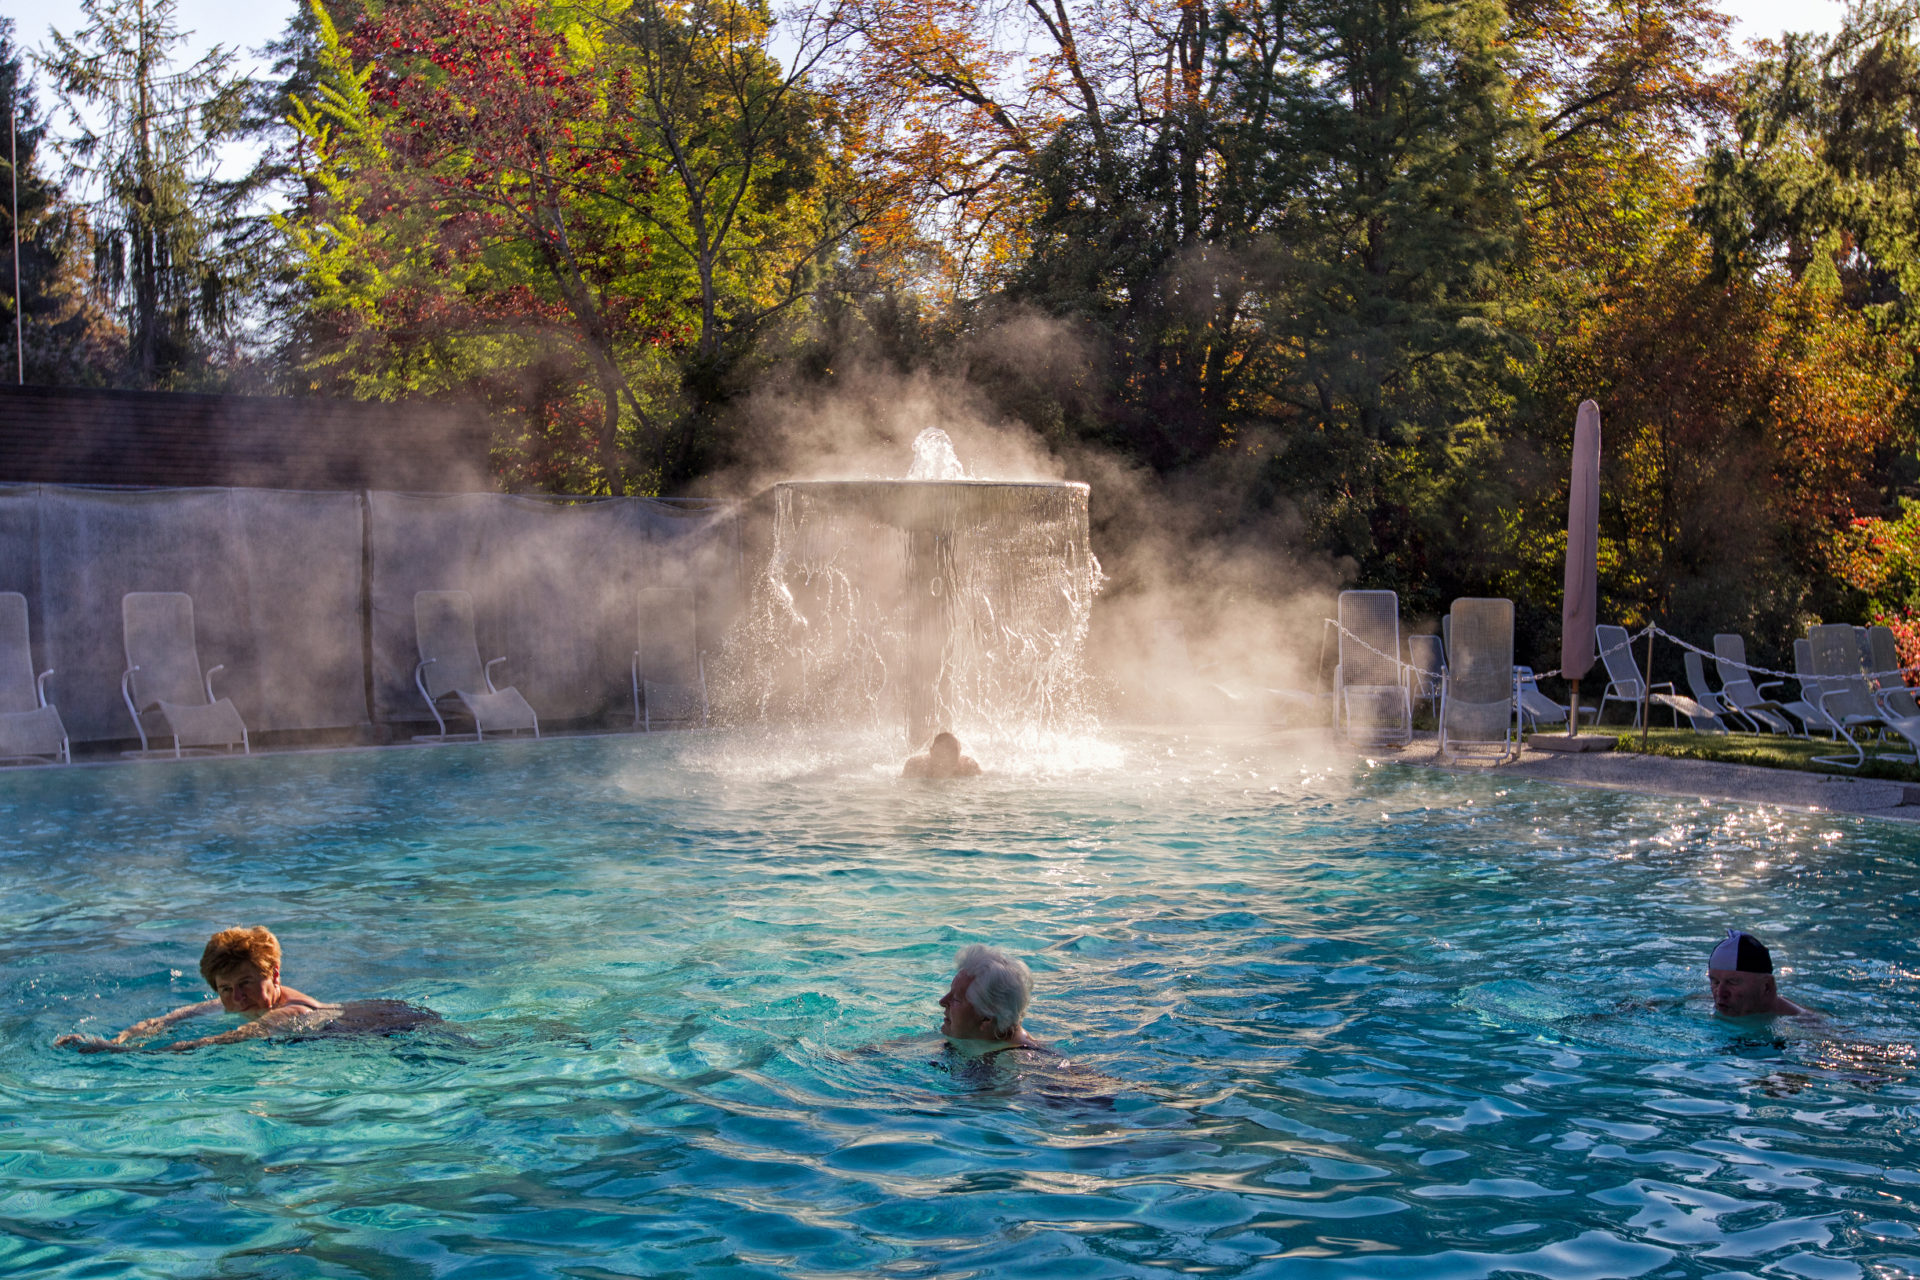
56,926,432,1052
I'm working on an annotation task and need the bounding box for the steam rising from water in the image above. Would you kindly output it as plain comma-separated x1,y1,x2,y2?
713,432,1104,751
711,312,1347,748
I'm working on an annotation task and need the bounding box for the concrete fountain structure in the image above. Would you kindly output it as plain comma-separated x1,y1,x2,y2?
736,430,1101,746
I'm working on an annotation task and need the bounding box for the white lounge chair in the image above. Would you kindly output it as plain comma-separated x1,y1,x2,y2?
1593,624,1722,730
1439,597,1517,762
633,586,708,731
1864,626,1920,718
1684,650,1747,732
1806,623,1920,767
120,592,250,757
1710,634,1797,734
413,591,540,741
1336,590,1411,748
0,593,68,764
1787,637,1842,736
1516,666,1598,734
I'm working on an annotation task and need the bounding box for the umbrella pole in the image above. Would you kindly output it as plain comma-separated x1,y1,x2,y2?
1567,679,1579,737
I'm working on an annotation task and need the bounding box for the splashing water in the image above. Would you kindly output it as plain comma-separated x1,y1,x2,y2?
905,427,967,479
714,432,1102,750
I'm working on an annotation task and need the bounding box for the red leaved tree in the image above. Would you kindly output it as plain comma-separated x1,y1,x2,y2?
292,0,683,489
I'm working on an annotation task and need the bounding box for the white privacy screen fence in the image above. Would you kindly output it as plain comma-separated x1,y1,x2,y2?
0,486,739,743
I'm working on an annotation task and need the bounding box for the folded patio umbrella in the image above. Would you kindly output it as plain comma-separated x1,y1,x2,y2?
1561,400,1601,734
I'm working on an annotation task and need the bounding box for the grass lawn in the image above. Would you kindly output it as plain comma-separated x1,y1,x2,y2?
1587,726,1920,783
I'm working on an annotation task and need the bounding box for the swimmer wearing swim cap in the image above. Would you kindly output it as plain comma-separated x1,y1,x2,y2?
1708,929,1810,1017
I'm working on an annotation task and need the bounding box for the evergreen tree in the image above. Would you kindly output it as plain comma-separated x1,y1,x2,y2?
40,0,257,386
0,17,119,385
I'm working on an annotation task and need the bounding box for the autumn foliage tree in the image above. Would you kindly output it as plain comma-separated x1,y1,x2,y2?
283,0,680,488
1511,231,1907,665
254,0,1920,670
282,0,860,490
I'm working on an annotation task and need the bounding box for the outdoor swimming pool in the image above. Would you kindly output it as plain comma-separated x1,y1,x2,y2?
3,731,1919,1278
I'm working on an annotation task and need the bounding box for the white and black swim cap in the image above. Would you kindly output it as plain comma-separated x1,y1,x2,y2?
1708,929,1773,974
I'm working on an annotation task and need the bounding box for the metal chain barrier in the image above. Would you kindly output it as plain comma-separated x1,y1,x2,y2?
1644,623,1920,687
1320,618,1661,686
1322,614,1920,695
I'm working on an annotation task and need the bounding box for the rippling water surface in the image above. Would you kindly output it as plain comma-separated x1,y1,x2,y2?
4,731,1920,1278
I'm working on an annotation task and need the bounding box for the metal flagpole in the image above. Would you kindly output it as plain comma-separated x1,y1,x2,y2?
10,107,20,384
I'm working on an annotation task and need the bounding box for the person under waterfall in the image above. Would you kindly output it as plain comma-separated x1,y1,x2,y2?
903,730,982,779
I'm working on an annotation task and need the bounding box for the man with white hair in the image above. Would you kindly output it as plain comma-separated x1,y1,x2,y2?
939,943,1045,1053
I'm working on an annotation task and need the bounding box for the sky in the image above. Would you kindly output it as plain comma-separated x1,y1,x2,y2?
5,0,296,79
0,0,1859,79
0,0,1859,187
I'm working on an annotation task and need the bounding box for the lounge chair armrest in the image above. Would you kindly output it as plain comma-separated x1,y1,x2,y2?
1874,690,1916,718
485,656,508,695
1756,680,1787,696
203,663,226,703
121,665,149,753
1814,688,1853,717
36,668,53,708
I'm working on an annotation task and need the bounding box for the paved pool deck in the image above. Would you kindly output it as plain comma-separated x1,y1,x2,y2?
1394,732,1920,822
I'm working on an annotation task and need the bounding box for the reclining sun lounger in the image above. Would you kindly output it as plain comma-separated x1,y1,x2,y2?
0,592,69,764
1684,650,1750,731
1788,638,1842,736
1710,634,1797,734
120,592,250,757
414,591,540,741
1439,597,1517,762
1516,665,1598,734
1864,625,1920,718
633,586,708,731
1594,624,1723,731
1336,590,1411,748
1806,623,1920,767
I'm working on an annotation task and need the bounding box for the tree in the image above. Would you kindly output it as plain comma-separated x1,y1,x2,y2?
1696,0,1920,319
284,0,680,487
1515,232,1907,665
0,18,121,384
607,0,862,478
279,0,861,489
39,0,257,386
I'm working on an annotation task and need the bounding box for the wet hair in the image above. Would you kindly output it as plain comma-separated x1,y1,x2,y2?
955,943,1032,1037
929,731,961,757
1709,929,1773,974
200,926,282,989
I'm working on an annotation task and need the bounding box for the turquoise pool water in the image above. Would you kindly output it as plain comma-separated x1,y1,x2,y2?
4,732,1919,1278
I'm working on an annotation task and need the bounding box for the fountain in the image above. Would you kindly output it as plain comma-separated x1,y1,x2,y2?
727,430,1101,746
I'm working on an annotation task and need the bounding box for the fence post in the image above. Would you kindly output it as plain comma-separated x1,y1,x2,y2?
1641,628,1654,751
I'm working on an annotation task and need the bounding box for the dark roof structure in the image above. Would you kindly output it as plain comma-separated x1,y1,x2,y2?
0,384,496,491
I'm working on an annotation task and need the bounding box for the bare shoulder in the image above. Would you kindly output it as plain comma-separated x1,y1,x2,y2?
958,757,982,776
902,754,931,778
